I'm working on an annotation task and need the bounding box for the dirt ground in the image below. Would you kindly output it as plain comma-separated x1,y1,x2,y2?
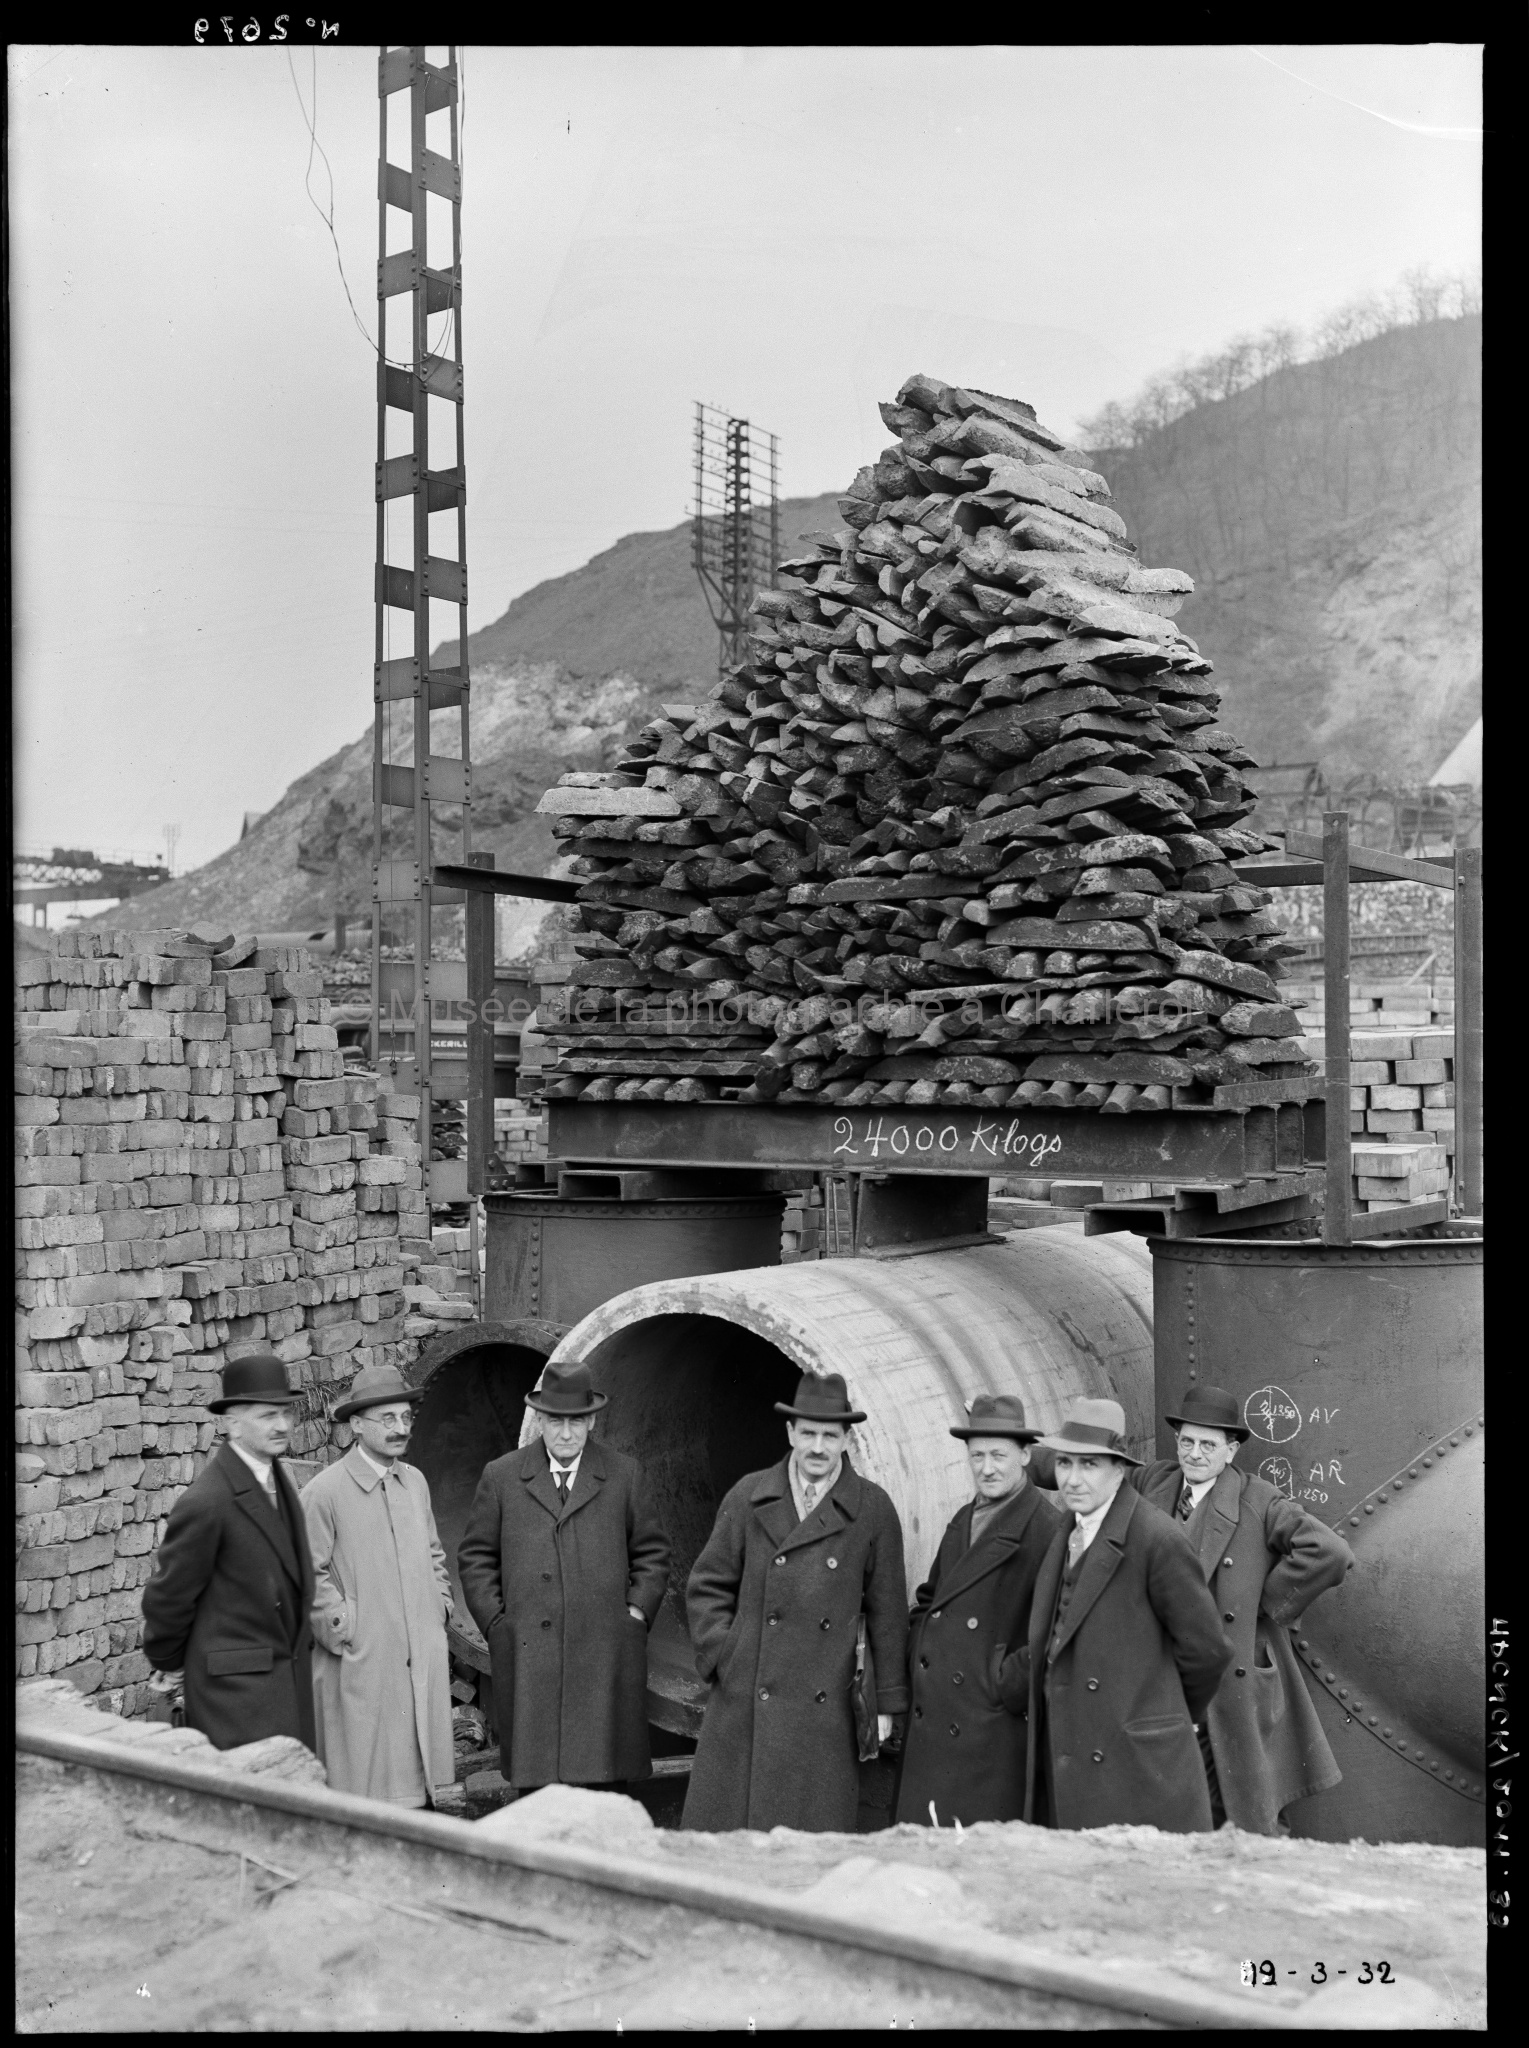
15,1755,1484,2032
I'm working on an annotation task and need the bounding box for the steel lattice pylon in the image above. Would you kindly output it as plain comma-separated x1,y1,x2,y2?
371,44,472,1208
692,403,779,676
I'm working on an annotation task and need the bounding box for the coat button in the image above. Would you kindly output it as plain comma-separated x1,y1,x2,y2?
768,1615,779,1626
966,1616,978,1630
914,1707,923,1720
1223,1559,1233,1568
541,1572,551,1581
919,1655,929,1669
1092,1750,1104,1763
931,1610,942,1621
820,1619,832,1631
949,1723,960,1737
759,1689,769,1701
774,1555,786,1566
540,1619,551,1629
1223,1612,1235,1624
1235,1666,1247,1677
1086,1679,1099,1691
827,1558,838,1569
815,1690,827,1704
951,1673,963,1687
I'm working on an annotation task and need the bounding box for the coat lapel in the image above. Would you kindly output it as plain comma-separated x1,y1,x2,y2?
929,1485,1044,1608
1196,1465,1243,1578
1048,1482,1136,1660
520,1441,564,1521
222,1445,303,1590
779,1458,861,1555
558,1440,607,1522
1028,1523,1068,1665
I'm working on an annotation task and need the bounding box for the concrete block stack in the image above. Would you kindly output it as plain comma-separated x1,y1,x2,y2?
1301,1025,1460,1214
779,1186,827,1262
400,1222,479,1342
533,371,1310,1114
14,929,428,1713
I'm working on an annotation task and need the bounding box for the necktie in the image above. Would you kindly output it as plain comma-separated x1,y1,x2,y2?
1178,1484,1195,1522
802,1481,818,1517
1067,1523,1085,1568
555,1470,569,1505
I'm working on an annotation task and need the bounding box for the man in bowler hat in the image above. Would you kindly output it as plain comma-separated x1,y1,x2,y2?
457,1360,670,1795
682,1372,909,1834
301,1363,456,1807
1003,1397,1231,1833
1129,1385,1352,1833
894,1393,1065,1826
141,1354,317,1753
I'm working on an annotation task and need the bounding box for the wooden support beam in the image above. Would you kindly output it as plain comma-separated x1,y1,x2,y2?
1454,845,1483,1218
464,852,495,1199
1321,811,1353,1247
1282,833,1456,889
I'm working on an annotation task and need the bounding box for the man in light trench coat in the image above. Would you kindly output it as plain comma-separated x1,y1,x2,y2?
301,1364,455,1807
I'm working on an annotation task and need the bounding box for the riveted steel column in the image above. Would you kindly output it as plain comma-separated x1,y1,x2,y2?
1321,811,1352,1245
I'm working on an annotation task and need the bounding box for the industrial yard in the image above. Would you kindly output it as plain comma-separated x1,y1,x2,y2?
14,40,1484,2036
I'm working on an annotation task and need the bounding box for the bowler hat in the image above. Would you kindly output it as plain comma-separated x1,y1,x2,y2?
950,1393,1042,1443
1034,1397,1142,1465
1164,1384,1250,1442
526,1361,608,1417
208,1353,298,1414
333,1363,425,1424
774,1372,866,1425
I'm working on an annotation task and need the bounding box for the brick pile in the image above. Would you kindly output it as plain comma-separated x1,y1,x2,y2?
15,929,428,1717
1316,1025,1458,1214
533,372,1310,1114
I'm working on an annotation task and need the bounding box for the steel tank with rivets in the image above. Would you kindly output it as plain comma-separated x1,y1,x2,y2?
1149,1232,1485,1846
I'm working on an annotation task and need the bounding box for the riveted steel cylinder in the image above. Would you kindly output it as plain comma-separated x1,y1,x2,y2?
1150,1233,1485,1845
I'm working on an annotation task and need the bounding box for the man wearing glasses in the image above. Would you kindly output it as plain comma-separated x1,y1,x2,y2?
1133,1385,1353,1834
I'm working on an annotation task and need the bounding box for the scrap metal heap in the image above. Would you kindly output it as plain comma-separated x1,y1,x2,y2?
534,373,1315,1113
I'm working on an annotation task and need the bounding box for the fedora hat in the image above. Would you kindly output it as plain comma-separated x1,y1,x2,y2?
774,1372,866,1426
208,1353,299,1414
950,1393,1042,1443
333,1363,425,1425
526,1361,608,1417
1034,1397,1142,1465
1164,1384,1250,1442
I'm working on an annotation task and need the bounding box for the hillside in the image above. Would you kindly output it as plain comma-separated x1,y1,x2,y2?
1094,316,1481,785
76,318,1479,940
78,493,843,938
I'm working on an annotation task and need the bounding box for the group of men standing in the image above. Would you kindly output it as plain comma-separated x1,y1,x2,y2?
141,1346,1352,1840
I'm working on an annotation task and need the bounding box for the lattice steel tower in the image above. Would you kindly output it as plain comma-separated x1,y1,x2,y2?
692,403,780,677
371,44,472,1208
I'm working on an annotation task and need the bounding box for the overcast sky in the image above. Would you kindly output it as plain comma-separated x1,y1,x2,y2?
11,43,1480,875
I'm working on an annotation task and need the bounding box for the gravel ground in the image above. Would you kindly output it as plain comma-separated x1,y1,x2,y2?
15,1755,1483,2032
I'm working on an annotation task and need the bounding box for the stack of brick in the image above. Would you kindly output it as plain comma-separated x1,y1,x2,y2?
1300,1025,1459,1214
15,929,432,1715
780,1186,827,1262
15,929,293,1711
400,1221,479,1342
494,1103,548,1173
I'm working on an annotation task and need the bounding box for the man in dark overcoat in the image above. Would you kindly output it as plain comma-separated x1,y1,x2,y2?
1131,1385,1353,1833
894,1393,1065,1827
1002,1398,1232,1833
456,1360,670,1792
141,1354,317,1753
682,1372,909,1834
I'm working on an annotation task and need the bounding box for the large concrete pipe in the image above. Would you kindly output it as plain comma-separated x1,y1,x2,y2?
1149,1232,1485,1846
538,1231,1155,1733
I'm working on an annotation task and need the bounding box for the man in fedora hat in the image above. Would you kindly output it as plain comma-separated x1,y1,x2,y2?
682,1372,909,1834
299,1364,455,1807
1126,1385,1352,1834
141,1354,317,1753
1001,1397,1231,1834
894,1394,1066,1827
457,1360,670,1795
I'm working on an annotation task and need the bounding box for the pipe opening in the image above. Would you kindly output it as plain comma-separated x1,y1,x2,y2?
410,1342,549,1616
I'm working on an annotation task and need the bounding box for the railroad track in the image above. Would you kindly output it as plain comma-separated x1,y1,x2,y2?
18,1718,1335,2032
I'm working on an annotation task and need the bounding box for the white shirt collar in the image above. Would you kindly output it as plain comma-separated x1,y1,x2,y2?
1071,1483,1124,1553
356,1444,395,1481
790,1452,842,1520
1185,1473,1218,1504
229,1440,273,1487
547,1446,582,1485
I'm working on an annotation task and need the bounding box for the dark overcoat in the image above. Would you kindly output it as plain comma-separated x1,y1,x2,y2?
682,1457,910,1834
140,1443,316,1753
1132,1459,1351,1832
1003,1483,1232,1833
893,1483,1066,1827
456,1437,671,1788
